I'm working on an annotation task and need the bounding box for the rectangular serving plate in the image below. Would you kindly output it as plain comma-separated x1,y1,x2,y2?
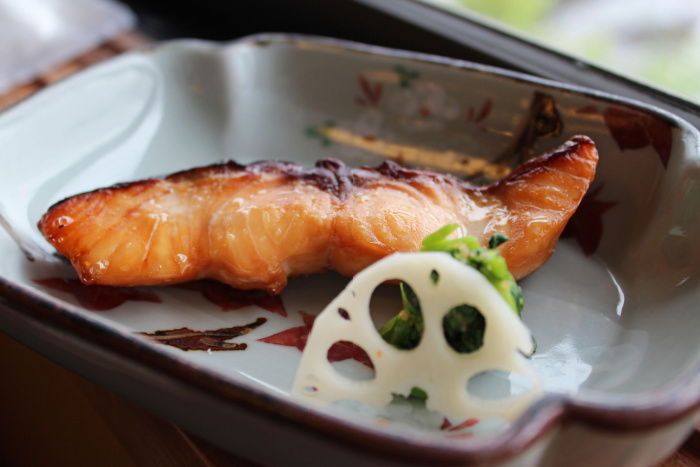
1,34,699,466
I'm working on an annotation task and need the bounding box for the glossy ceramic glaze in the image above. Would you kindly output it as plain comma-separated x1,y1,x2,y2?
0,35,699,466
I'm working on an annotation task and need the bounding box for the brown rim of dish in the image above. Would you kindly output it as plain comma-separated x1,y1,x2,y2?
2,274,700,465
1,33,699,464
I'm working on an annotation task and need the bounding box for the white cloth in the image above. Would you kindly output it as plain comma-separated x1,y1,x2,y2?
0,0,135,93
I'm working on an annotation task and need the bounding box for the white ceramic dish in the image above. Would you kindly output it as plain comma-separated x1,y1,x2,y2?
1,34,699,466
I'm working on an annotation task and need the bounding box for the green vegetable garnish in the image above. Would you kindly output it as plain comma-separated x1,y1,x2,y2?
442,304,485,354
420,224,524,314
377,224,527,404
378,282,424,350
391,386,429,405
379,224,524,355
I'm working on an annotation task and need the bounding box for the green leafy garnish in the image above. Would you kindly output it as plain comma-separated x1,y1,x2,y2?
443,304,485,354
378,282,423,350
378,224,528,403
420,224,523,315
390,386,429,407
379,224,524,353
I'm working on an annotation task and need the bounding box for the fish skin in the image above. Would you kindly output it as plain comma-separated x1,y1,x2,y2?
39,136,598,294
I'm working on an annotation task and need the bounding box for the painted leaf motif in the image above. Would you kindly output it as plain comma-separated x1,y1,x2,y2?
474,98,493,123
34,277,161,311
603,106,672,167
440,416,479,438
562,185,616,256
356,75,383,106
175,280,286,316
259,311,374,368
140,317,267,351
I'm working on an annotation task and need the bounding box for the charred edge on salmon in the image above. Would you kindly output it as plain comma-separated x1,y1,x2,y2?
44,135,595,213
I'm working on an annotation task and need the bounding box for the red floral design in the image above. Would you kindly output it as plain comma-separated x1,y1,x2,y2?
603,106,672,167
259,311,373,368
440,417,479,431
259,311,315,350
465,98,492,124
34,278,161,311
563,185,617,256
475,98,493,124
175,280,286,317
440,417,479,438
356,75,383,107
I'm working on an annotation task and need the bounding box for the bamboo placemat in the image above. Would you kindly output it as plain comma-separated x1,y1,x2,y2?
0,31,149,110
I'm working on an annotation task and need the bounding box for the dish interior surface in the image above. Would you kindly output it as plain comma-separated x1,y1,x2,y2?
1,36,699,443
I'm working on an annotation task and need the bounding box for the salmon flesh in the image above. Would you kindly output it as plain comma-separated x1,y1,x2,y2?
39,136,599,294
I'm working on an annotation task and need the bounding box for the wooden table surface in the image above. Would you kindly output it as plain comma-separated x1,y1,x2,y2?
0,31,697,467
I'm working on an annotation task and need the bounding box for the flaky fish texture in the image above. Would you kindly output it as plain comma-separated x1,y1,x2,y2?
39,136,598,294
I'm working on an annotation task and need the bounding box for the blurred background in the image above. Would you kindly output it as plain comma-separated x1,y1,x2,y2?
2,0,698,104
423,0,700,103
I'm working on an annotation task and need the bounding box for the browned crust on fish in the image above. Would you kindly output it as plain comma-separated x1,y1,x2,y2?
39,136,598,293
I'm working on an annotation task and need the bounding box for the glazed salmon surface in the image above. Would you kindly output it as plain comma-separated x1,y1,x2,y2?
39,136,598,294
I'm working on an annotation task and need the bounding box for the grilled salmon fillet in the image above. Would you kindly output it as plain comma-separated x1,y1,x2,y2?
39,136,598,294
